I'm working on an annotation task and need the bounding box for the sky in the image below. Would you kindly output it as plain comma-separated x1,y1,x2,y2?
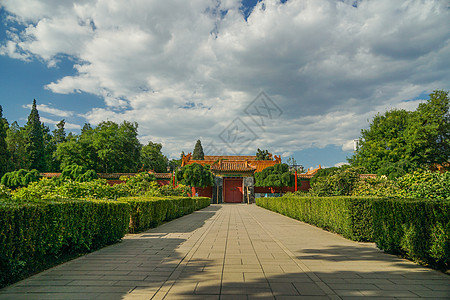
0,0,449,170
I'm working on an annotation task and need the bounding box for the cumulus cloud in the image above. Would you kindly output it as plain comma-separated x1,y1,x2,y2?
2,0,449,158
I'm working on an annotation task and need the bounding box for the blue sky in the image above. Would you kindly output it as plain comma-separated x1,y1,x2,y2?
1,0,449,169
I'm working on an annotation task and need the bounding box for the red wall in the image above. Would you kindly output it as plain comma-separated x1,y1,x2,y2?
191,186,213,198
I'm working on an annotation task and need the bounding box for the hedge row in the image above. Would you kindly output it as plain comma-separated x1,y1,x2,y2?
121,196,211,232
256,196,375,242
0,199,130,287
0,196,210,287
256,196,449,270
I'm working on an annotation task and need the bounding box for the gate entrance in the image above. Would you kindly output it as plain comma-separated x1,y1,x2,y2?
223,178,243,203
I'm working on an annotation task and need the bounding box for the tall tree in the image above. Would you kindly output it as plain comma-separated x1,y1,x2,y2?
52,120,66,144
0,105,9,177
141,141,168,173
24,99,46,171
349,90,450,175
6,121,27,170
192,139,204,160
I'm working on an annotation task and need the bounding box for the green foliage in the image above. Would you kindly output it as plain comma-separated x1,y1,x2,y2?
0,105,8,178
157,184,190,197
309,167,340,186
352,171,450,200
255,148,271,160
309,166,366,196
256,196,374,242
141,141,168,172
59,164,98,182
192,139,204,160
0,198,130,287
6,121,27,171
0,184,11,199
255,163,294,189
56,121,142,173
24,99,46,171
258,195,450,270
119,196,210,233
350,90,450,175
119,172,157,196
372,198,449,269
177,163,214,188
1,169,41,189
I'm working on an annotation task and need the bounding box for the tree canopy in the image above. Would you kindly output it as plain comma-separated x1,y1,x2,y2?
349,90,449,176
254,163,294,189
176,163,213,187
141,141,168,173
0,106,8,178
192,139,204,160
256,148,271,160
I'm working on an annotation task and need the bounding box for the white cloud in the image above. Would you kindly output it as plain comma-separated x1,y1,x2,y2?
40,117,81,130
23,103,74,117
2,0,450,160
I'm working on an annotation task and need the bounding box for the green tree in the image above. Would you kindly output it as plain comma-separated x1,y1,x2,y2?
176,163,213,187
254,163,294,193
0,106,9,177
192,139,204,160
141,141,168,173
350,90,449,175
256,148,271,160
309,166,366,196
6,121,27,170
405,90,449,167
53,120,66,144
24,99,46,171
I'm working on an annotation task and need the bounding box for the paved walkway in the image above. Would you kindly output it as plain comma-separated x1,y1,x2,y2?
1,204,449,300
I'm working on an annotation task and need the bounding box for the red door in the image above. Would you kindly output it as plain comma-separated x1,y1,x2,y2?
224,178,243,203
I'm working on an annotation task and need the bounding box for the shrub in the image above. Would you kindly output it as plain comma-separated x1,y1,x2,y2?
0,198,130,287
119,196,210,233
309,166,367,196
0,184,10,199
1,169,40,189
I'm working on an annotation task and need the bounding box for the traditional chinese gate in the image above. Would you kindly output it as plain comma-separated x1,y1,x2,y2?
223,178,243,203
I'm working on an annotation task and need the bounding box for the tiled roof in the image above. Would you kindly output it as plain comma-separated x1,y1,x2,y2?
182,153,282,173
211,161,256,172
40,173,61,178
359,174,377,179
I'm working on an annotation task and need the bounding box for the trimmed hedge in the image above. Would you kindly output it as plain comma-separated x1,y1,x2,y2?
256,196,450,270
373,198,449,269
0,199,130,287
0,196,211,288
120,196,211,232
256,196,374,241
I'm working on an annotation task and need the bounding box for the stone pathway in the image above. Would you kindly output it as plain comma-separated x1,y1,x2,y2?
0,204,449,299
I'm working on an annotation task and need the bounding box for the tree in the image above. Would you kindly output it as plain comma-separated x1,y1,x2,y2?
256,148,271,160
254,163,294,193
309,166,366,196
176,163,214,187
0,106,9,177
192,139,204,160
141,141,168,173
56,120,141,173
6,121,27,170
53,120,66,144
24,99,46,171
349,90,449,176
405,90,449,167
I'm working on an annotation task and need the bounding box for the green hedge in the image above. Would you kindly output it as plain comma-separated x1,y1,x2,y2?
256,196,450,270
256,196,374,241
373,198,449,269
0,199,130,288
120,196,211,232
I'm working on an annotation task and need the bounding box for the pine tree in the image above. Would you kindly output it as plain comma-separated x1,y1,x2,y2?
192,139,204,160
24,99,46,171
0,105,9,177
53,119,66,144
